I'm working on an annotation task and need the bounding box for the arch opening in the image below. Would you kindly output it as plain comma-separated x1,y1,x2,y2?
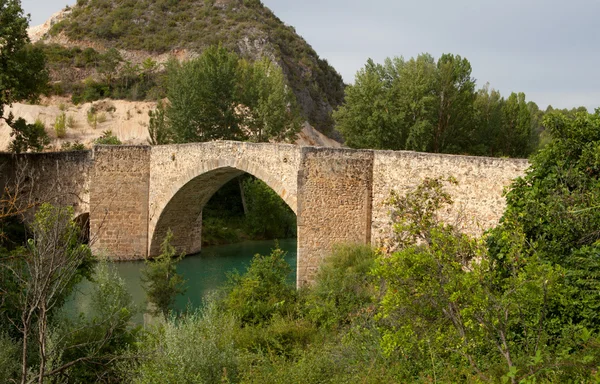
149,166,297,258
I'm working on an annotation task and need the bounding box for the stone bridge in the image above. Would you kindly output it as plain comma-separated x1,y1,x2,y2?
0,142,529,285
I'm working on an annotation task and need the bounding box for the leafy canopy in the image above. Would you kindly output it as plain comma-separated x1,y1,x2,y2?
0,0,49,153
151,45,301,144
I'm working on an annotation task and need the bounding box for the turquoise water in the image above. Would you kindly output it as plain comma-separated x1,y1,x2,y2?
66,239,297,321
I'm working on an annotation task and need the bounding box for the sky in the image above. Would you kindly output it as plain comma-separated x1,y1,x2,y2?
21,0,600,111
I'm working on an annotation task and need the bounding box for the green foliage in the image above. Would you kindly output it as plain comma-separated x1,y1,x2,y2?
147,100,171,145
94,130,122,145
336,54,542,157
243,177,296,240
54,112,67,138
60,140,87,151
50,263,139,383
159,45,301,144
141,230,187,318
374,177,600,382
238,57,303,142
0,332,20,383
335,54,476,153
304,244,376,329
0,0,48,124
125,300,239,384
8,117,50,153
489,109,600,330
224,246,296,325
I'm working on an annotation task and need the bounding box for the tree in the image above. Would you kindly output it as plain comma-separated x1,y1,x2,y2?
488,109,600,329
165,46,244,143
150,45,301,145
141,230,186,318
374,178,598,383
238,57,302,142
0,0,49,152
0,204,95,384
333,58,405,150
473,83,504,156
8,118,50,154
433,54,476,153
500,92,532,157
334,53,476,154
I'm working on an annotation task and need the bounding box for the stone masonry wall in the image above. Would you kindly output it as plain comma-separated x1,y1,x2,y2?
0,151,92,220
371,151,530,250
148,141,302,256
90,146,150,259
296,147,374,286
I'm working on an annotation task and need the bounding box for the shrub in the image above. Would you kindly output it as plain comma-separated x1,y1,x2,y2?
124,301,240,384
94,130,122,145
8,117,50,153
66,114,76,129
141,230,186,318
224,246,296,325
304,244,377,329
54,112,67,138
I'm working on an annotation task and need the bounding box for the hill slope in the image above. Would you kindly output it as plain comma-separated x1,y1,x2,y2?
34,0,345,134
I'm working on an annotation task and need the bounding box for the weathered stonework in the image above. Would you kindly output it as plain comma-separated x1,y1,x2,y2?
297,148,374,285
90,146,150,259
1,142,530,286
0,151,92,220
147,142,302,256
371,151,530,249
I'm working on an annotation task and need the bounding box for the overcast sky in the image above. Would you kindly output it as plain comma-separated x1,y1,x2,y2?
22,0,600,111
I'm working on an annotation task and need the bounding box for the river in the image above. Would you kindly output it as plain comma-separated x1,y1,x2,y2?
65,239,297,322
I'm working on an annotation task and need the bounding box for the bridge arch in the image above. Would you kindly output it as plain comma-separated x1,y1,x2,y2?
148,143,301,257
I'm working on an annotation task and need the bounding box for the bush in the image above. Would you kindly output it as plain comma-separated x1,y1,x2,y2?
61,141,86,151
54,112,67,138
0,333,20,383
224,246,296,325
94,130,122,145
304,244,377,329
124,301,239,384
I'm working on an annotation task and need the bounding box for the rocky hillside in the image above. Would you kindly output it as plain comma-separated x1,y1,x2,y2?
31,0,346,134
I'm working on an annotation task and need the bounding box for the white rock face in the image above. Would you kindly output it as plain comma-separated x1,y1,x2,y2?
28,8,72,43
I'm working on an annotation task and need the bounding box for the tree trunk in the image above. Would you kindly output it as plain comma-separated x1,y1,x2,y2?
239,177,248,216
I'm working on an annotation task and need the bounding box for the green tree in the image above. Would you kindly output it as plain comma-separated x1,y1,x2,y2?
473,83,504,156
334,53,476,153
488,109,600,329
500,92,532,157
154,45,301,144
141,230,186,318
165,46,243,143
147,100,171,145
333,58,405,150
0,0,49,153
243,178,296,240
238,57,302,142
433,54,476,153
225,246,295,325
374,178,598,383
8,118,50,153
